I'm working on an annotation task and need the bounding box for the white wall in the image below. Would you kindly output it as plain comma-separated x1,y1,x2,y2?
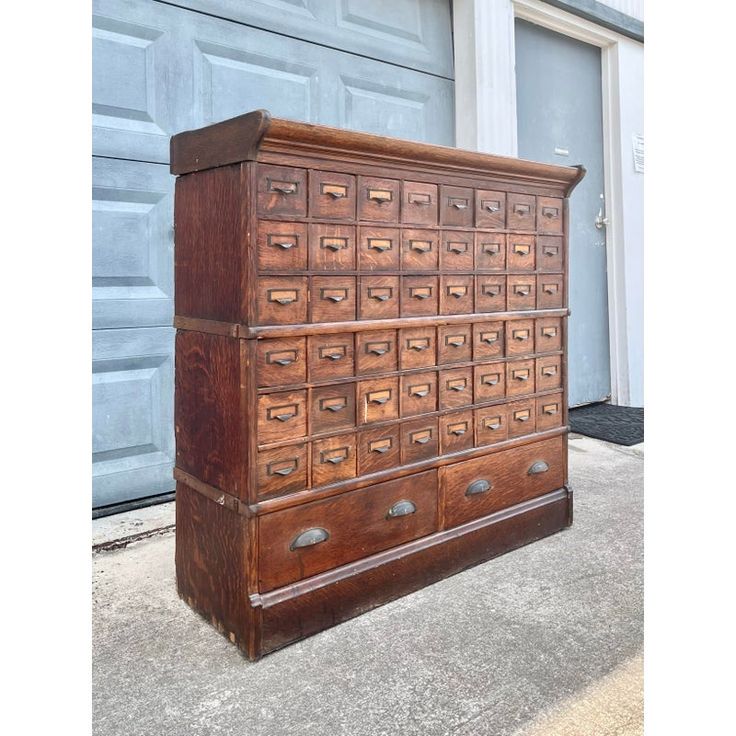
601,0,644,22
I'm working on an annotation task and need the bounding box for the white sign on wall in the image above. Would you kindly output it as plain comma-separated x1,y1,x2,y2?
632,134,644,173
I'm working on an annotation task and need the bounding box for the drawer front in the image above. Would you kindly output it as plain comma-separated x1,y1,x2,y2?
440,436,564,528
537,274,564,309
402,181,438,226
257,276,308,325
402,276,439,317
475,189,506,228
475,405,508,446
310,385,356,435
358,425,401,475
257,390,307,444
258,470,438,591
402,229,439,271
400,326,437,370
257,164,307,218
536,355,562,391
257,444,308,500
311,434,357,487
538,235,564,272
536,317,562,353
401,418,440,464
400,371,438,417
473,362,505,402
440,275,474,316
505,319,535,357
311,276,357,323
358,377,400,425
507,275,537,312
475,232,506,271
441,231,474,271
440,410,474,455
355,329,398,375
506,359,536,397
507,235,536,271
439,366,473,410
358,226,400,271
507,192,536,230
537,196,563,234
257,221,308,272
359,275,400,320
256,336,307,387
308,333,354,381
440,185,474,227
473,321,505,360
537,392,564,432
309,170,356,220
358,176,400,223
309,224,356,271
507,398,536,438
476,274,506,313
437,324,472,364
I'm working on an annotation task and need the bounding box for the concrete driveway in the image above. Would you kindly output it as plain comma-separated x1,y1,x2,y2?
92,435,643,736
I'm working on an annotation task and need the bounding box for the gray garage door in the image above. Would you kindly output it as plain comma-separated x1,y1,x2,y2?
92,0,455,510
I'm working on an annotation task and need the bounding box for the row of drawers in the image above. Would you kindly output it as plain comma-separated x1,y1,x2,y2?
257,317,563,387
258,435,565,591
257,357,562,444
258,164,564,232
258,221,563,273
257,273,564,325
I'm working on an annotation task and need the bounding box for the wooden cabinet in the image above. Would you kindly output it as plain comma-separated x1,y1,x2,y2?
172,110,583,659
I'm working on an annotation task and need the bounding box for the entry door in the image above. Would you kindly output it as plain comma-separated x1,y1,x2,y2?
515,19,611,407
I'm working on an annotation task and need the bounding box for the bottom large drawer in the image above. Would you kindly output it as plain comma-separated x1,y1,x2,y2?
440,436,565,528
258,470,438,591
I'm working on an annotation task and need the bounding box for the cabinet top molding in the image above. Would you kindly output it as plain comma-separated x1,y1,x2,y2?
170,109,585,194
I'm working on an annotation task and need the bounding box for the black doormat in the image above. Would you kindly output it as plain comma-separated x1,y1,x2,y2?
568,403,644,446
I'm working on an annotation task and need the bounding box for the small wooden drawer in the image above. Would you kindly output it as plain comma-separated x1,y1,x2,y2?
475,233,506,271
439,367,473,410
257,164,307,218
358,226,400,271
475,274,506,313
473,321,505,360
536,355,562,391
311,276,357,323
257,276,309,325
507,398,536,438
474,405,508,446
308,333,354,381
356,329,398,375
440,275,474,316
309,170,356,220
310,384,356,435
507,235,536,271
402,181,438,226
537,236,564,272
537,393,563,432
537,196,563,234
505,319,535,357
440,185,474,227
257,221,308,272
536,317,562,353
256,336,307,387
506,359,536,397
357,377,400,425
256,444,309,500
309,224,356,271
473,362,505,402
258,470,438,591
401,229,439,271
440,410,474,455
475,189,506,228
399,326,436,370
437,324,472,364
359,275,400,320
537,274,564,309
401,418,439,464
507,275,537,311
440,231,474,271
358,425,401,475
507,192,536,230
400,371,438,417
402,276,439,317
440,436,564,528
257,390,307,444
358,176,400,223
311,434,357,488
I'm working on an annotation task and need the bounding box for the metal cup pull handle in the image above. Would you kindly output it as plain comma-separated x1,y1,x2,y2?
370,292,390,302
324,351,344,361
273,465,295,477
369,394,390,405
271,182,296,195
450,200,468,210
326,454,346,464
327,190,346,199
372,445,390,454
326,294,345,303
274,412,296,422
485,203,500,212
386,500,416,518
413,435,430,445
410,387,429,397
466,479,491,496
528,460,549,475
409,342,428,351
274,241,295,250
290,528,329,551
369,239,392,252
449,426,467,436
273,357,294,366
448,243,467,254
368,345,388,356
368,189,392,203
